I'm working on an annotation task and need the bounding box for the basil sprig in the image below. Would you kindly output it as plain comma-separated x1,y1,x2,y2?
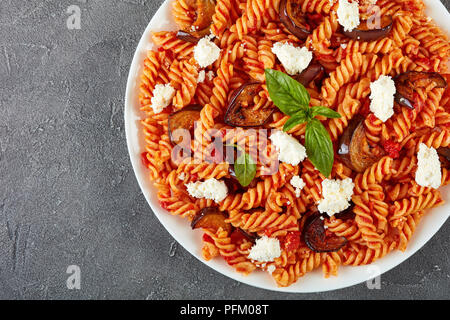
265,69,341,177
227,144,257,187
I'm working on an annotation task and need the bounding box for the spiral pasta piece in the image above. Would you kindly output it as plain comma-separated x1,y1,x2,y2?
389,190,443,228
172,0,195,30
272,252,323,287
204,228,257,274
305,12,339,55
353,192,385,249
321,53,364,106
152,31,195,58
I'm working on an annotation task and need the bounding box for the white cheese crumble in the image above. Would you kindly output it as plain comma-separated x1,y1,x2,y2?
197,70,206,83
194,36,221,68
150,83,175,114
248,236,281,263
290,176,306,198
178,173,186,181
206,71,215,81
318,178,355,216
369,75,396,122
270,130,307,166
337,0,360,32
271,42,312,75
415,143,442,189
185,178,228,203
267,265,276,274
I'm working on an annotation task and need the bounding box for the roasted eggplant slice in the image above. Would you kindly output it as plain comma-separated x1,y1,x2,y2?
168,105,202,145
191,207,232,233
239,228,259,242
193,0,216,30
338,115,384,172
176,30,202,44
224,82,274,127
279,0,311,40
437,147,450,169
394,71,448,109
334,202,356,220
343,15,393,41
293,61,324,87
230,228,259,244
437,147,450,162
176,26,212,43
302,213,348,253
176,0,215,43
437,148,450,169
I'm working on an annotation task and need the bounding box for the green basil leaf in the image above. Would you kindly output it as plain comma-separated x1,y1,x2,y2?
234,151,257,187
283,110,309,132
311,106,342,119
305,118,334,177
265,69,310,116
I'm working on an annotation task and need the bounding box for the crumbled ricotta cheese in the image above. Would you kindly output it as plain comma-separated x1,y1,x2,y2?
415,143,442,189
271,42,313,75
194,37,221,68
207,71,215,81
267,265,276,274
290,176,306,198
341,43,347,49
185,178,228,203
337,0,360,32
248,236,281,263
318,178,355,216
369,75,396,122
150,83,175,114
270,130,307,166
178,173,186,181
197,70,206,83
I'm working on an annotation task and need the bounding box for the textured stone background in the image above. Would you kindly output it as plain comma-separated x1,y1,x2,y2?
0,0,449,300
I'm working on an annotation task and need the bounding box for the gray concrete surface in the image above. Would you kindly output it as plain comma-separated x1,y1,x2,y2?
0,0,449,300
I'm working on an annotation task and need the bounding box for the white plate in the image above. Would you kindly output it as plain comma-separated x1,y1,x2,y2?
125,0,450,293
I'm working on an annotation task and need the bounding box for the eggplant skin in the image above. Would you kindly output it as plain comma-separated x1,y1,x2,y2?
343,15,393,42
394,71,448,109
168,105,202,145
175,0,216,42
176,30,200,44
294,62,324,87
338,115,383,173
438,147,450,163
191,207,232,233
302,213,348,253
224,83,274,128
279,0,311,40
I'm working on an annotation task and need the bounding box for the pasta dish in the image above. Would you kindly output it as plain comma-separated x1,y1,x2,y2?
137,0,450,287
